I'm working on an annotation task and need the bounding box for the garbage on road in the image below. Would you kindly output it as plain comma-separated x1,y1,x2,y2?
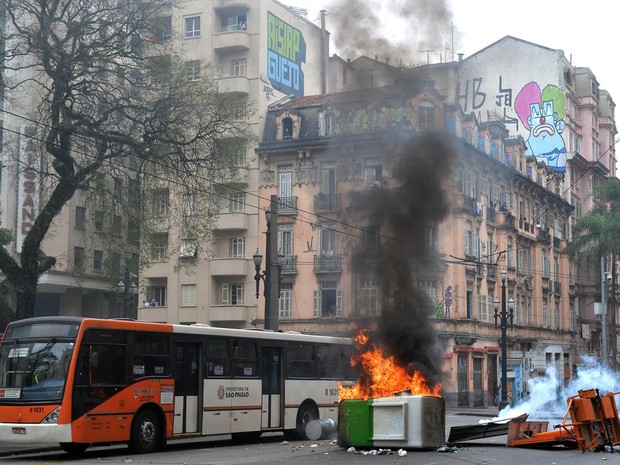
449,387,620,452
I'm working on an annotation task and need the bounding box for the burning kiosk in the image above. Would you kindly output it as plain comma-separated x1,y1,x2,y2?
337,331,445,450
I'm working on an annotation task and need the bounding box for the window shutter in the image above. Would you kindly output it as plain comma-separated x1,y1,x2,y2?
336,290,342,317
464,229,470,256
473,234,479,257
319,113,325,136
313,290,320,317
222,283,229,305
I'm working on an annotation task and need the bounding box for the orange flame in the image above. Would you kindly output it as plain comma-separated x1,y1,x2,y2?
339,330,441,401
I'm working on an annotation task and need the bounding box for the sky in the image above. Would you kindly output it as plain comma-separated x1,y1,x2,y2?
284,0,618,110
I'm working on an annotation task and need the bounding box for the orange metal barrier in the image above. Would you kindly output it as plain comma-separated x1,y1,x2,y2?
509,388,620,452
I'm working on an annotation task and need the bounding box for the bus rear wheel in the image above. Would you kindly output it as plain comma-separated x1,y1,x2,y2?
129,409,162,454
59,442,89,455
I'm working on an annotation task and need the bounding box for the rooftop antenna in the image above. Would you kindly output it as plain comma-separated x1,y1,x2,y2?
419,50,435,65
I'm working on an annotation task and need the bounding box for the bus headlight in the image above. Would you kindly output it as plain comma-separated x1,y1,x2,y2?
42,407,61,424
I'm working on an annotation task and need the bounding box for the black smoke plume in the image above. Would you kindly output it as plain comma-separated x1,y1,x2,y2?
323,0,459,66
350,131,455,388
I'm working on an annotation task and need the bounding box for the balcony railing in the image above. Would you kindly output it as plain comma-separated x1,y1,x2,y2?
313,254,342,272
278,196,297,214
281,255,297,273
486,207,496,224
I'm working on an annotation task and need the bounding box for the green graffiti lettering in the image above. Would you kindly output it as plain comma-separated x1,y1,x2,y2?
267,12,300,62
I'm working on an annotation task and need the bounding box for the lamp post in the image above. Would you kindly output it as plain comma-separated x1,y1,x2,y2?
118,251,136,319
493,269,515,411
253,195,280,331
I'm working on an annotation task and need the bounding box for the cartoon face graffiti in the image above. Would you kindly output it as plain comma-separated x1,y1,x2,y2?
515,82,567,173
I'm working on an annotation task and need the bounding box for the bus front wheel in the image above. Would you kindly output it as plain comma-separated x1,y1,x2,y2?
129,409,162,453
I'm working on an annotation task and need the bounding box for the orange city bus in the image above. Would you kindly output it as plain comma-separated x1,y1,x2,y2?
0,316,355,454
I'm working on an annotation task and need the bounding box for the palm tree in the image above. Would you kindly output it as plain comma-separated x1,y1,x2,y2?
569,179,620,369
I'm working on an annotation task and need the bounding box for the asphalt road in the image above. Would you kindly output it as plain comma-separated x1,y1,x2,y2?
0,410,617,465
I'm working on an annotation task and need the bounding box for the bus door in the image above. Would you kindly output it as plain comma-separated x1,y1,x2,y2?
173,342,201,434
261,347,282,428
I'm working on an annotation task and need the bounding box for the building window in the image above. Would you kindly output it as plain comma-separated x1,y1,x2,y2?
232,59,247,77
185,16,201,37
229,192,245,212
179,240,198,259
368,108,382,130
319,112,336,136
113,177,123,199
359,278,379,317
229,237,245,258
419,103,435,130
418,280,437,304
74,247,85,272
232,103,247,120
362,226,379,252
222,283,244,305
151,233,169,260
313,282,341,318
94,211,104,231
75,206,86,229
93,250,103,271
364,162,383,188
185,60,201,81
477,295,488,322
147,286,166,306
151,15,172,42
222,14,247,31
182,192,196,218
151,188,169,217
181,284,197,306
112,215,122,236
279,283,292,319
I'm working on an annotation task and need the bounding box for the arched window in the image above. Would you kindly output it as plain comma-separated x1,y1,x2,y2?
282,117,293,139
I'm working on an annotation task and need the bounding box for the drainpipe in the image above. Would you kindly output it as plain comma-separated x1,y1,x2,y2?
320,10,327,94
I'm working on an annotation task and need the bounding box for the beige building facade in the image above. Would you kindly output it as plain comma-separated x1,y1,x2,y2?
137,1,329,326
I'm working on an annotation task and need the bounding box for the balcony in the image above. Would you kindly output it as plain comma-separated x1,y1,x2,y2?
536,228,552,244
214,213,248,231
210,258,249,276
281,255,297,274
209,305,252,322
315,193,340,212
278,196,297,215
217,76,250,96
486,207,496,224
213,31,250,52
314,254,342,273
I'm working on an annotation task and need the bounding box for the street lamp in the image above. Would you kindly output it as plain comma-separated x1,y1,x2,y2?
493,269,515,411
118,251,136,319
253,196,281,331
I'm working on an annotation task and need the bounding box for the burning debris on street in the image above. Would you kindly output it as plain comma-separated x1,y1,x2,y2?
345,131,456,399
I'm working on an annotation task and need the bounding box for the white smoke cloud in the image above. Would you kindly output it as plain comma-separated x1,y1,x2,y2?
494,355,620,422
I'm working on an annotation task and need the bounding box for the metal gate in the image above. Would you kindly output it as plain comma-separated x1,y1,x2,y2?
472,357,483,407
457,353,469,406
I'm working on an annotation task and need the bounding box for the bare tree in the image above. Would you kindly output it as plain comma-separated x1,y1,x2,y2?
1,0,253,319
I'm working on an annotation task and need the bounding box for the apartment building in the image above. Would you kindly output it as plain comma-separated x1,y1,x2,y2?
136,1,329,326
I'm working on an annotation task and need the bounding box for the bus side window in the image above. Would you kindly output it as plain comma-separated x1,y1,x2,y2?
206,338,229,377
287,343,315,378
232,339,257,377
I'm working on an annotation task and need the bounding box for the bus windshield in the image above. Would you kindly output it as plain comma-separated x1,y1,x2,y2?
0,339,75,401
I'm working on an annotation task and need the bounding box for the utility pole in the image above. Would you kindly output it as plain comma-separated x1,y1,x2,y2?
266,195,279,331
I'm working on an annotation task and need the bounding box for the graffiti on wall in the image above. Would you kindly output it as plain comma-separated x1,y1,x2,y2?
515,82,567,173
267,12,306,96
457,76,520,131
457,76,567,173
